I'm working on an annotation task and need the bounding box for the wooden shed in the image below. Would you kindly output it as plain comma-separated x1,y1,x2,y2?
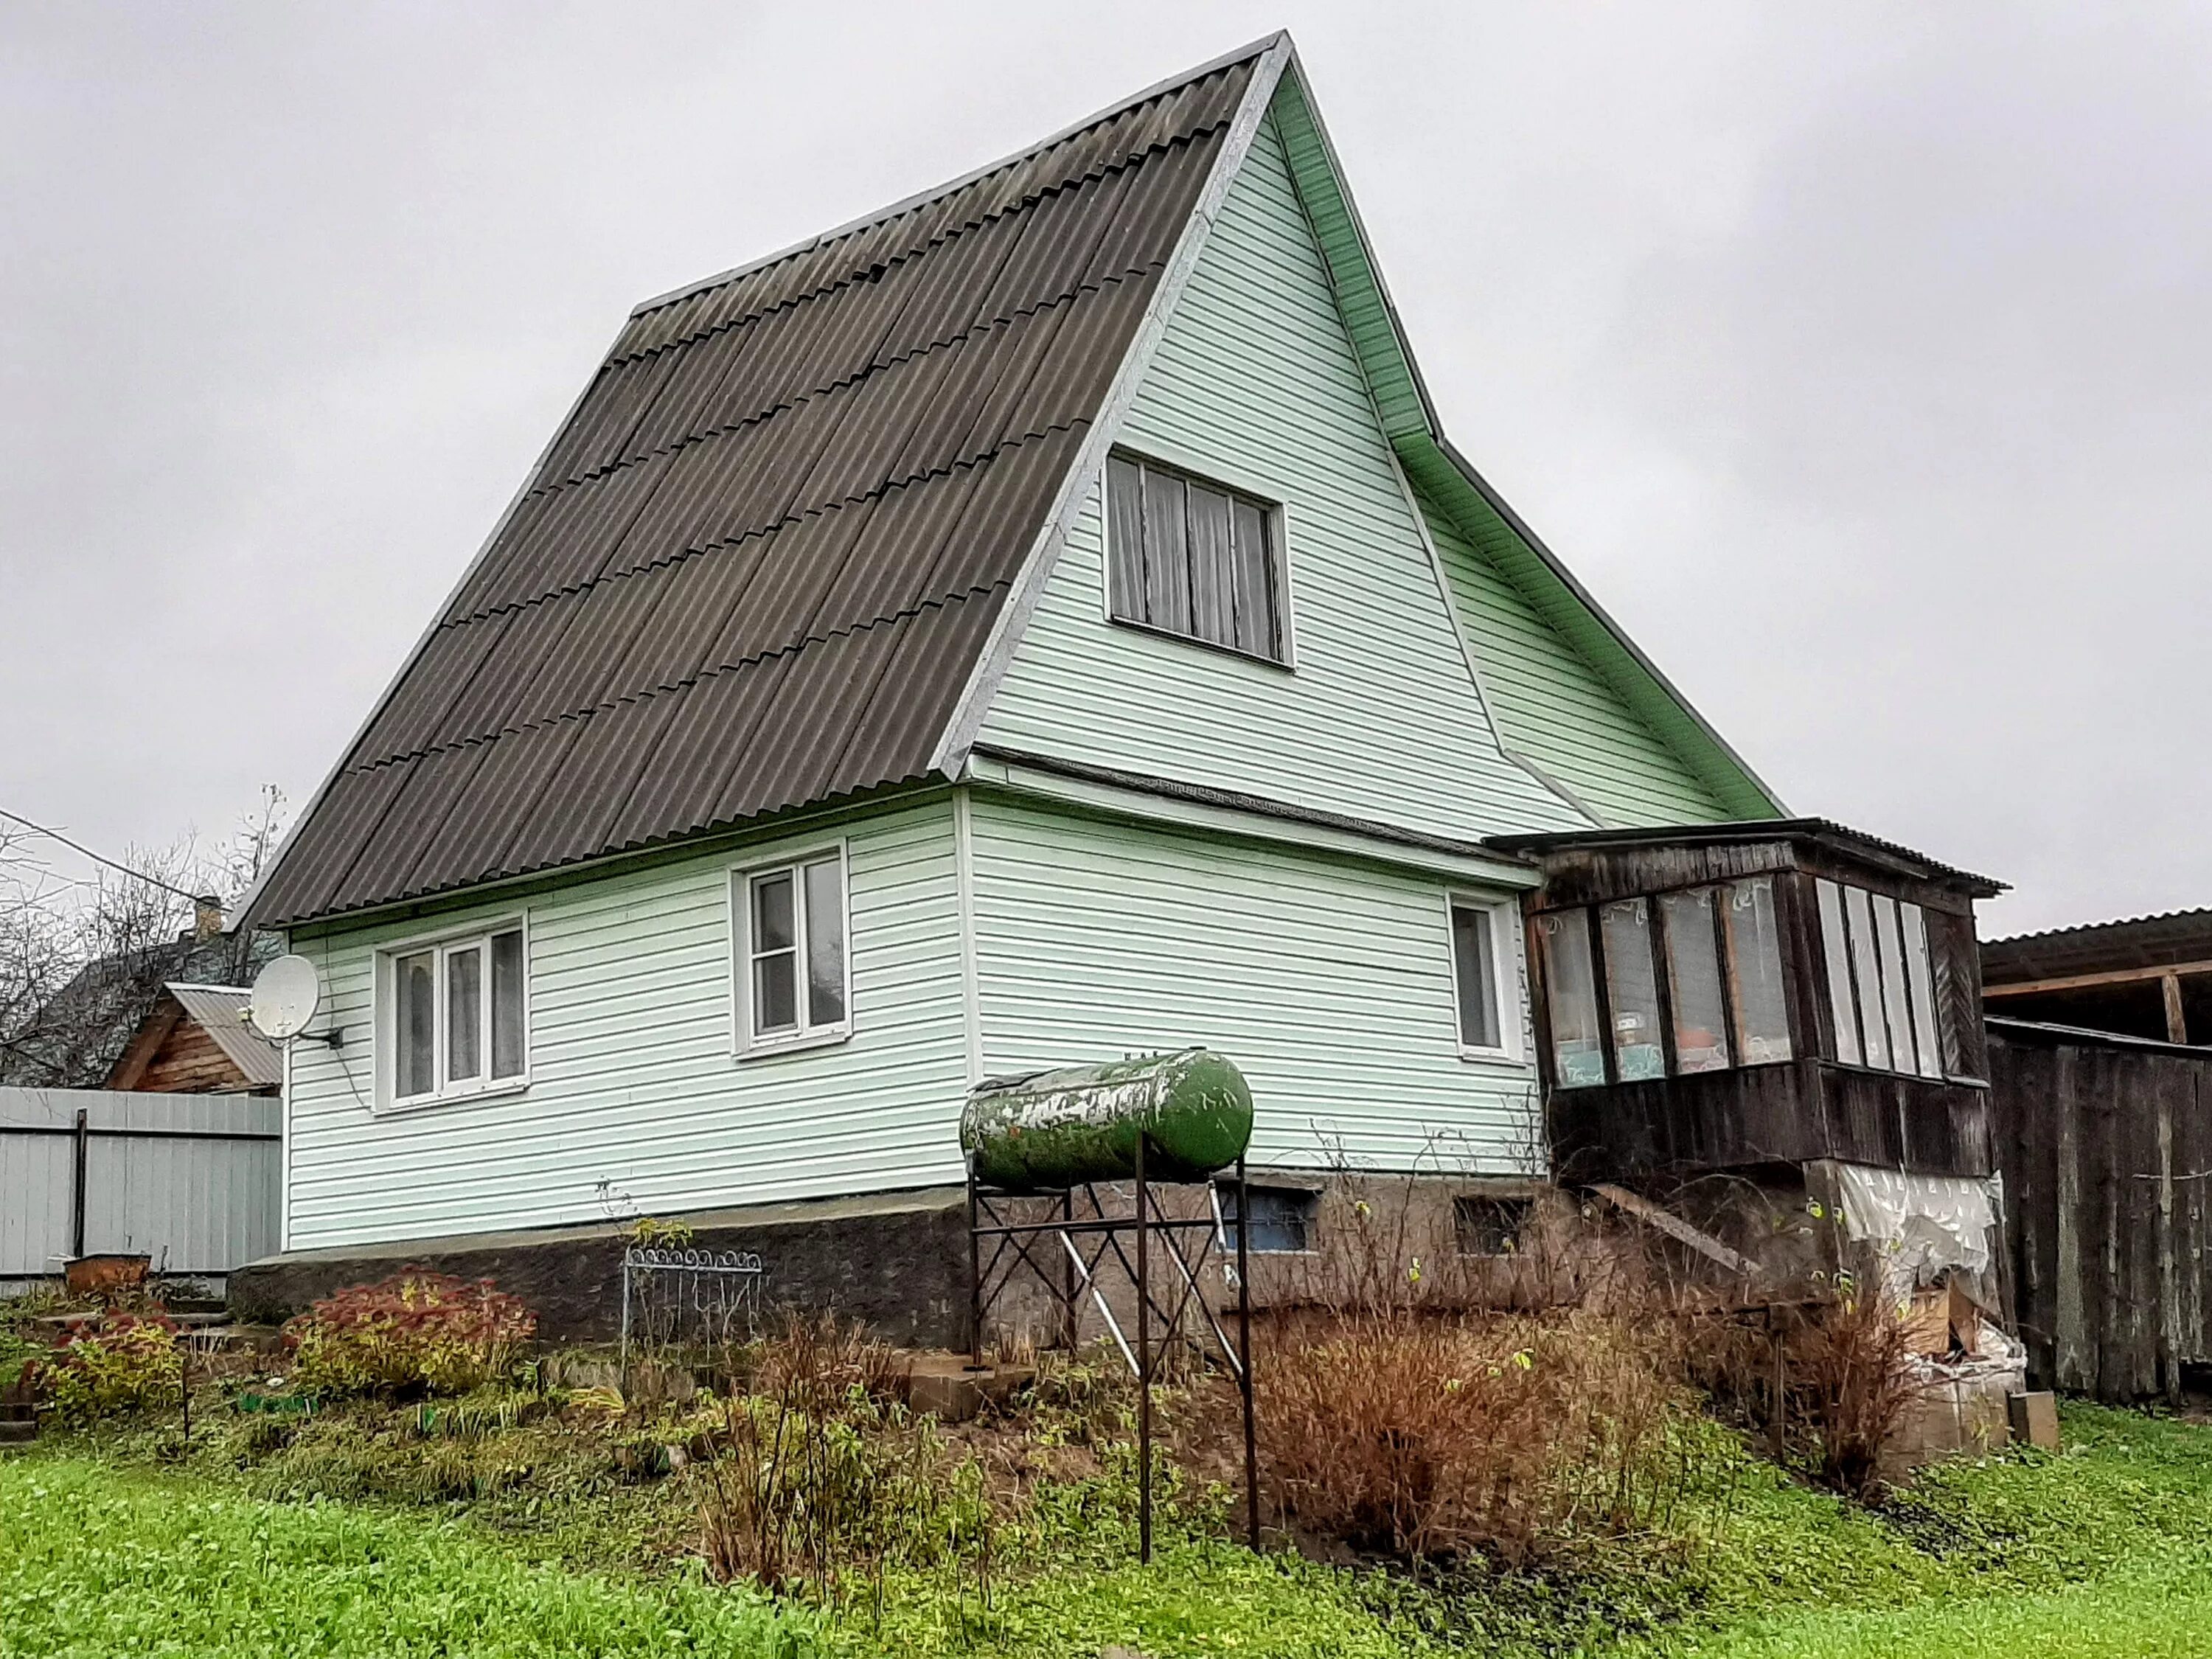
104,983,280,1096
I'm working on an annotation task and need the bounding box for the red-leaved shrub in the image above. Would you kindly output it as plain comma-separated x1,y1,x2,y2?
284,1270,534,1397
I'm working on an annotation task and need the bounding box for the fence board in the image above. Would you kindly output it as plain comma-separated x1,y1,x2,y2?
1989,1030,2212,1402
0,1086,279,1281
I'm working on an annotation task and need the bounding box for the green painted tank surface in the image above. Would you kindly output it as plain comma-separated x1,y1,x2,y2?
961,1049,1254,1192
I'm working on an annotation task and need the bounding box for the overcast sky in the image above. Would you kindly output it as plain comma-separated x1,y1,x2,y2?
4,2,2205,936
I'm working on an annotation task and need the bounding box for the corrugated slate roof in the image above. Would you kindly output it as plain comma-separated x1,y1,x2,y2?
251,47,1263,928
167,983,284,1090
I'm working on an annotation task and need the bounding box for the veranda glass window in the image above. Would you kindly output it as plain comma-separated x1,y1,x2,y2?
1539,912,1606,1088
1818,880,1953,1080
1725,878,1794,1065
1601,900,1666,1081
1659,888,1732,1074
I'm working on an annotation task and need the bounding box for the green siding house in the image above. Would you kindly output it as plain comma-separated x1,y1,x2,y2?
238,36,1792,1328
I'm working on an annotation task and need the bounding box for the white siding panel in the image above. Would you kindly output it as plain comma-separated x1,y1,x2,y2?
970,796,1543,1175
285,801,967,1250
980,110,1583,844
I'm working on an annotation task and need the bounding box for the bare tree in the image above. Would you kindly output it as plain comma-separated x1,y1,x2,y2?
0,789,288,1088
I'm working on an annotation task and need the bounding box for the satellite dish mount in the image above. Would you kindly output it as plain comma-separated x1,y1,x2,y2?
248,954,336,1047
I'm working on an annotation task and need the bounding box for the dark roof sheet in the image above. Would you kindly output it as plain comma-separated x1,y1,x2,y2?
252,50,1261,927
1486,817,2006,897
1981,906,2212,984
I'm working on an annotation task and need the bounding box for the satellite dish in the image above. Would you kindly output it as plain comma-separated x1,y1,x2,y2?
248,954,321,1041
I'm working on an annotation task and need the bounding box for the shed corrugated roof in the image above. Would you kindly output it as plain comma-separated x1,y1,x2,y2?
1980,907,2212,984
251,47,1262,928
165,983,283,1090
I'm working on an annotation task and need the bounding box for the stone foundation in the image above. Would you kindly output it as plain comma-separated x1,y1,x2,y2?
229,1187,973,1347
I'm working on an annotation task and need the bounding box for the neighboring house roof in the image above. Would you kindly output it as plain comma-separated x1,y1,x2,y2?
164,984,283,1090
249,33,1779,931
1981,907,2212,985
0,928,276,1091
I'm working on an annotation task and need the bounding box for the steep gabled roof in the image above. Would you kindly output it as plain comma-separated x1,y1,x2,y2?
251,43,1270,928
251,33,1778,929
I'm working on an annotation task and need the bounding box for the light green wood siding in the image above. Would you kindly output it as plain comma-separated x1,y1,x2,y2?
1422,495,1731,825
283,801,965,1250
970,793,1543,1174
978,108,1583,844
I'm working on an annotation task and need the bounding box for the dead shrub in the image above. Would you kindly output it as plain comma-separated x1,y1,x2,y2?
1691,1287,1930,1502
1260,1305,1698,1565
695,1312,973,1605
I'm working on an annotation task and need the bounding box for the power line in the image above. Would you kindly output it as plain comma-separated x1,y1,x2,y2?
0,807,208,904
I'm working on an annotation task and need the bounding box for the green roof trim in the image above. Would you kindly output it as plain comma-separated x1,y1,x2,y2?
1267,58,1786,823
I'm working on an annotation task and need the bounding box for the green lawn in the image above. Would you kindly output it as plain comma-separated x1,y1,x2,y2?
6,1405,2212,1656
0,1458,814,1658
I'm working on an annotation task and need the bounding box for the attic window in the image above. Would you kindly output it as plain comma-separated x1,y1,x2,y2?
1105,453,1286,664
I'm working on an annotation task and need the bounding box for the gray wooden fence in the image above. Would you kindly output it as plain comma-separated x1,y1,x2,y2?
1987,1019,2212,1402
0,1086,279,1287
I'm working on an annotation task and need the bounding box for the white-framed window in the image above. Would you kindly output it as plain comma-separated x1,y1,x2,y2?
1105,451,1290,665
1447,895,1517,1059
733,844,850,1056
379,920,528,1108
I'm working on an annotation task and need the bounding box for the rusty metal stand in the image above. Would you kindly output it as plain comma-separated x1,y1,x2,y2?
965,1135,1261,1563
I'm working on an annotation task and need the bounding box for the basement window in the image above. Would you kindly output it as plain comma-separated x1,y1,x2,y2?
1106,452,1287,664
1219,1185,1316,1253
1454,1194,1532,1257
734,846,849,1055
384,922,528,1107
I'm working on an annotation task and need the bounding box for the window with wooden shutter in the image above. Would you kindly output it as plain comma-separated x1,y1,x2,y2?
1105,453,1287,664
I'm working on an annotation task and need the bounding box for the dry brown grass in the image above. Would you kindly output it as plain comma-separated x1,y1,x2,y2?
1690,1287,1932,1501
1259,1305,1698,1565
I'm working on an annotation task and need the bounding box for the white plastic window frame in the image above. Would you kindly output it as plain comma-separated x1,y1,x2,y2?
1099,447,1299,671
1444,892,1523,1064
731,841,853,1060
375,916,530,1113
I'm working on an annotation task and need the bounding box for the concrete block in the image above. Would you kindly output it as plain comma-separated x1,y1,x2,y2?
2008,1390,2061,1450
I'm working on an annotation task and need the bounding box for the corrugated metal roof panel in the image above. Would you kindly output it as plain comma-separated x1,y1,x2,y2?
251,47,1261,927
163,984,283,1090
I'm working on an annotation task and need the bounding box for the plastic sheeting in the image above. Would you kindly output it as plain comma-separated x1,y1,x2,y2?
1834,1163,2000,1284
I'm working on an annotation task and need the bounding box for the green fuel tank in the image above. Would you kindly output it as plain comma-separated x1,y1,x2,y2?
960,1048,1254,1192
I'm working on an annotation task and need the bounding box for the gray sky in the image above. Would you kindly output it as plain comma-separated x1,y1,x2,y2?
4,2,2205,936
